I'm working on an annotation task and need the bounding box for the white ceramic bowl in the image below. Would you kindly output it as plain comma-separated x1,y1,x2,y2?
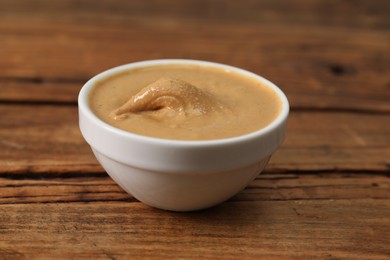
78,59,289,211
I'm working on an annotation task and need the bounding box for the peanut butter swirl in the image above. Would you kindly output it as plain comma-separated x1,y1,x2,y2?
110,78,223,120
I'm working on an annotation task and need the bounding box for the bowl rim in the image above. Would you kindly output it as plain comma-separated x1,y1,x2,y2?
78,59,289,148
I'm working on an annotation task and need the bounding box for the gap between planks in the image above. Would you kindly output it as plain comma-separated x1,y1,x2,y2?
1,100,390,115
0,173,389,205
0,169,389,180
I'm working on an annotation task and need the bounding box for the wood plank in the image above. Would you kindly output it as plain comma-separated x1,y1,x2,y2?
0,105,389,174
1,171,389,258
0,199,388,259
0,173,389,205
270,112,390,171
0,79,83,104
1,0,388,29
0,1,389,111
0,104,100,174
0,1,389,259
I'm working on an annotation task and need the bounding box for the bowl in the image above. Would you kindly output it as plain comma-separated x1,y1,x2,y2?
78,59,289,211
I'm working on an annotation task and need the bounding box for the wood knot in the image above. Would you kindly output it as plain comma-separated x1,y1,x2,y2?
328,64,356,76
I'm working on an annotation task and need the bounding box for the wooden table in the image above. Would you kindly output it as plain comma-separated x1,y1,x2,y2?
1,1,389,259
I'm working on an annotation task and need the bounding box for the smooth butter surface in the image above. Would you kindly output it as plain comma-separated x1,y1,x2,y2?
90,64,281,140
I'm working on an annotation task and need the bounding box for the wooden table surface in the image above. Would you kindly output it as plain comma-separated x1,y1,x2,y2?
1,0,389,259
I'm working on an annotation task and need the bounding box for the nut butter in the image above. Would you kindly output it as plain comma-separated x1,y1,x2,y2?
90,64,281,140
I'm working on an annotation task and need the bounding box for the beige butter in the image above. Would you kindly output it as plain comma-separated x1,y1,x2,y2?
90,64,281,140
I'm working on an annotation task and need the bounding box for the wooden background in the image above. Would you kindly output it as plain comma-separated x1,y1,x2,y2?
0,0,389,259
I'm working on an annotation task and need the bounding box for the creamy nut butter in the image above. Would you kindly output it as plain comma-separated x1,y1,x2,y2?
90,64,281,140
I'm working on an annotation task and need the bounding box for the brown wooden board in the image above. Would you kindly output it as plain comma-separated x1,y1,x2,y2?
0,198,389,259
0,173,389,205
0,105,388,174
0,0,389,259
0,174,389,258
0,1,389,112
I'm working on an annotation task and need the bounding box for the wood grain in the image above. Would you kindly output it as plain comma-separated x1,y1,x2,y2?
0,1,389,112
1,173,389,205
0,0,389,259
0,199,389,259
1,0,388,29
0,173,389,259
0,104,389,174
